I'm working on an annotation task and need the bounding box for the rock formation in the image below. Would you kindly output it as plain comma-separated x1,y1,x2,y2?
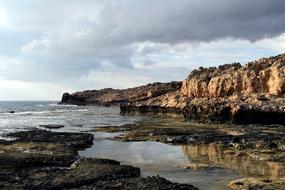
60,82,182,106
121,54,285,124
0,129,199,190
181,54,285,124
181,56,285,98
60,53,285,125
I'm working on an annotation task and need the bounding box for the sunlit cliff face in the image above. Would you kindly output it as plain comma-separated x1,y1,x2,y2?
182,143,285,180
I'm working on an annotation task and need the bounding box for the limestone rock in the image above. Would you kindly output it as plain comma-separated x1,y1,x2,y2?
121,53,285,124
60,82,182,106
60,53,285,125
181,54,285,98
229,177,285,190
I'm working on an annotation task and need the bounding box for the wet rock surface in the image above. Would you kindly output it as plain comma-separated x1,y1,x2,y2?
92,122,285,162
16,158,141,190
55,53,285,189
91,115,285,189
176,163,219,170
229,177,285,190
182,96,285,125
39,124,65,129
0,129,199,190
72,176,199,190
6,129,94,148
0,129,93,172
0,141,77,170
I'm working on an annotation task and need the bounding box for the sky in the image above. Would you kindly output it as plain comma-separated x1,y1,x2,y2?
0,0,285,100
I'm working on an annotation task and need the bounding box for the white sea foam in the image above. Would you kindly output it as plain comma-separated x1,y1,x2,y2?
36,104,45,107
48,103,79,107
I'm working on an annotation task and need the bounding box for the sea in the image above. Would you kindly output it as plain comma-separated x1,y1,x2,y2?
0,101,140,135
0,101,244,190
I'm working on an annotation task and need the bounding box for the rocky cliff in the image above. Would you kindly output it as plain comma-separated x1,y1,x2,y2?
60,82,182,106
178,54,285,124
120,54,285,124
181,54,285,98
60,53,285,124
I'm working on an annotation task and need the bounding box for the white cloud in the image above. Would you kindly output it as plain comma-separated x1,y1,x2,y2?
0,6,10,28
0,79,71,100
21,37,51,55
0,0,285,100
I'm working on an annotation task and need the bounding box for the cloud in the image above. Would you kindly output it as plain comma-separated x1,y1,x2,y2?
0,0,285,99
94,0,285,44
0,79,70,100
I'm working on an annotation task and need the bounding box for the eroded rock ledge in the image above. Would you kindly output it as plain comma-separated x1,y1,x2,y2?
60,53,285,124
60,82,182,106
0,129,199,190
91,117,285,190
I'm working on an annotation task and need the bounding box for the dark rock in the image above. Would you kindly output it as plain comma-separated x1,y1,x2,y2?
182,99,285,125
0,129,200,190
7,129,94,148
62,92,71,102
74,176,199,190
0,142,77,170
19,158,141,190
0,130,94,171
94,118,285,163
39,124,65,129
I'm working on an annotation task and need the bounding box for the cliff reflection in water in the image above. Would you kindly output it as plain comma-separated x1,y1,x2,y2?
182,143,285,180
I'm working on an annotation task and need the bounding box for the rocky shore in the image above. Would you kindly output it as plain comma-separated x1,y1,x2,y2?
60,82,182,106
91,115,285,190
60,53,285,125
0,129,199,190
57,53,285,189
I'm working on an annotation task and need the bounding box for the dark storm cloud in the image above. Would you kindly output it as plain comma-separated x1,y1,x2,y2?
95,0,285,44
1,0,285,82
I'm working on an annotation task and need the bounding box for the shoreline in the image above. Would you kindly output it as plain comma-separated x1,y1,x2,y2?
0,106,284,189
60,53,285,126
90,114,285,190
0,128,199,190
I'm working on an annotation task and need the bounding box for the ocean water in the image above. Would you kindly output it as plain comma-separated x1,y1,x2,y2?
0,101,140,135
0,101,242,190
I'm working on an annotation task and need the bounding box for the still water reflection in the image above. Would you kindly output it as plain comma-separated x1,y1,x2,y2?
182,143,285,181
80,132,241,190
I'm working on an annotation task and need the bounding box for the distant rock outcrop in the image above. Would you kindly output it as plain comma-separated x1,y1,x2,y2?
60,53,285,125
60,82,182,106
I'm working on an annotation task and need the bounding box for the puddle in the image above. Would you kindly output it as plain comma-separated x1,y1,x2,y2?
182,143,285,180
80,133,241,190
